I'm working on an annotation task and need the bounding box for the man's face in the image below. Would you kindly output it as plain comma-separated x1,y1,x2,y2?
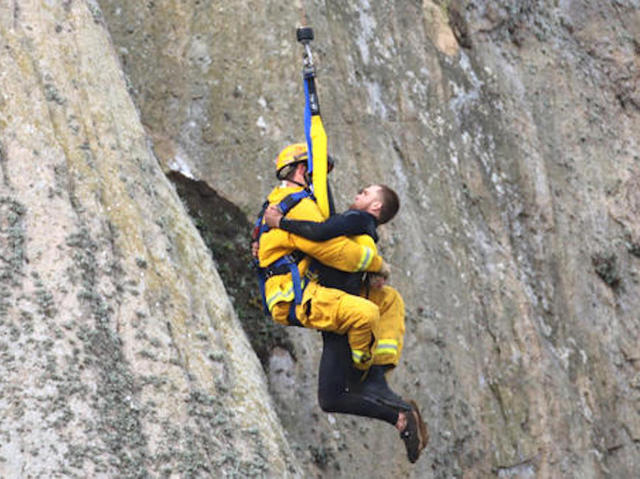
351,185,382,211
295,162,309,184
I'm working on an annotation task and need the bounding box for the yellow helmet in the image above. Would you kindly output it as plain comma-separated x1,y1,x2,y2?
275,143,308,180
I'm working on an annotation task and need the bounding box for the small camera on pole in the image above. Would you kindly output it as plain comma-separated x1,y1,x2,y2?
296,27,315,77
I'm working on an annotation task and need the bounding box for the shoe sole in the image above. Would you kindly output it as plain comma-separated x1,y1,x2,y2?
400,406,421,463
408,399,429,450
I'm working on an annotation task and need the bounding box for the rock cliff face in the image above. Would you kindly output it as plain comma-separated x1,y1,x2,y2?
0,2,298,477
2,0,639,477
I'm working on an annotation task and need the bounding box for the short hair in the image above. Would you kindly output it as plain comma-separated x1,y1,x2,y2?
376,184,400,224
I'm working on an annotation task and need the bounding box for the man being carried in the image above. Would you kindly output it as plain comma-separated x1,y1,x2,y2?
264,183,428,462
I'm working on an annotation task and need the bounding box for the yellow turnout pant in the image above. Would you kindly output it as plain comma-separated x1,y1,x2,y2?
364,285,405,367
271,281,379,369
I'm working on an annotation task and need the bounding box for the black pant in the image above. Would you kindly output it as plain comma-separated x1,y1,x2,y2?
317,331,398,426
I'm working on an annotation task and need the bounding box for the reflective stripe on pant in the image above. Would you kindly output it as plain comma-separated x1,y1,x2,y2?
364,285,405,367
271,281,379,369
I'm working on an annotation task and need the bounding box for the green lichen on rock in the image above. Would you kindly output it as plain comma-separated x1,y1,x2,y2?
592,252,621,289
34,277,58,318
0,197,27,317
65,226,149,477
627,241,640,258
309,442,339,472
44,82,67,106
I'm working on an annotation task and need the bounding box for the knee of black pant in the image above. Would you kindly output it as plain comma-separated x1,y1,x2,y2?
318,389,340,413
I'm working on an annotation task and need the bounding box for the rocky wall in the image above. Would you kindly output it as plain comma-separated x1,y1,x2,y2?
0,2,299,477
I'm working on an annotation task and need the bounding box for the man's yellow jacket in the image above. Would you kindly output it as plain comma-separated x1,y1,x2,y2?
258,185,383,312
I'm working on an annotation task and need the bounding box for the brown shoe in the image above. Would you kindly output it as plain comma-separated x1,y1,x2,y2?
409,399,429,450
399,400,428,463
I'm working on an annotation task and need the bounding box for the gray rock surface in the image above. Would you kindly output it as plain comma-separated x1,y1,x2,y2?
0,2,298,477
2,0,639,477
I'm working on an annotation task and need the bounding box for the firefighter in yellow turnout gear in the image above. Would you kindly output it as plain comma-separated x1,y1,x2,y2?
257,144,389,369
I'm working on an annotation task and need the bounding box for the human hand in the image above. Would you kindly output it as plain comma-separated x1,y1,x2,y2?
378,260,391,279
368,273,387,289
264,205,284,228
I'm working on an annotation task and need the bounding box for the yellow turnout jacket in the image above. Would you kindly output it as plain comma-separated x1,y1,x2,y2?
258,185,383,312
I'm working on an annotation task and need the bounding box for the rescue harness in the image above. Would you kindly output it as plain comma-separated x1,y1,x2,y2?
252,189,315,326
